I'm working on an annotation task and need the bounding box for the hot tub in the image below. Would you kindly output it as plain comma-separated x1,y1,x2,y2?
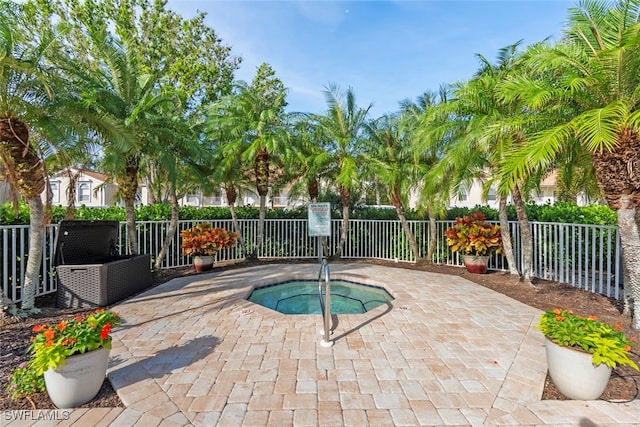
247,279,393,314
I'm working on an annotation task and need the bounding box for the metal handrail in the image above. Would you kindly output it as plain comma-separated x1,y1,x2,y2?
318,259,332,346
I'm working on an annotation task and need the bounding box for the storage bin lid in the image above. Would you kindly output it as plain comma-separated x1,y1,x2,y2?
53,220,119,265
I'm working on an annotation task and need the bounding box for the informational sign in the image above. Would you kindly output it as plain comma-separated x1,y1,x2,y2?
308,203,331,236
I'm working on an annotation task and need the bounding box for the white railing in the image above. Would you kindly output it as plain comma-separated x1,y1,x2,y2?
0,219,623,302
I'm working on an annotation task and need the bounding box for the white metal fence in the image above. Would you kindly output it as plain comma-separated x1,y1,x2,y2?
0,219,623,303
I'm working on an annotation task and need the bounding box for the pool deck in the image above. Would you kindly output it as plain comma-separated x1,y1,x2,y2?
5,263,640,426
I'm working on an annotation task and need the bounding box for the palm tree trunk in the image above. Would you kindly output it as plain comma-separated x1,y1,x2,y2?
307,178,319,202
65,169,79,219
391,189,422,263
21,196,44,311
512,184,534,285
617,195,640,329
335,185,350,258
426,209,437,264
153,187,179,271
226,186,246,258
120,156,140,255
0,116,45,312
499,194,520,276
250,194,267,260
252,149,269,260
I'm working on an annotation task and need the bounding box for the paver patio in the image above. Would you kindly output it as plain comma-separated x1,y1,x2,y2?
5,263,639,426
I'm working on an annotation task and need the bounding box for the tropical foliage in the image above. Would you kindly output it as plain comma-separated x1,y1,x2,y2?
444,212,503,256
3,0,640,328
180,222,238,257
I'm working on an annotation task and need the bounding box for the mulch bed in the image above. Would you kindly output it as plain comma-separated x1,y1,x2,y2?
1,259,638,410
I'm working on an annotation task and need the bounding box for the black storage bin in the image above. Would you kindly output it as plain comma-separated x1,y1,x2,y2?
54,220,153,308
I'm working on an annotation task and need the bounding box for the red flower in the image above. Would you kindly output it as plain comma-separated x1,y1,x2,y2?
100,323,112,340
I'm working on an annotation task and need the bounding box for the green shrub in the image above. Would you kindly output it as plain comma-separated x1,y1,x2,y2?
0,200,618,226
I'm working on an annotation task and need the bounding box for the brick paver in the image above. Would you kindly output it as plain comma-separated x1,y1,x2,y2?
12,263,638,426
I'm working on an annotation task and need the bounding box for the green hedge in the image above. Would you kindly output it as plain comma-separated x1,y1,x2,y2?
446,202,616,225
0,201,617,226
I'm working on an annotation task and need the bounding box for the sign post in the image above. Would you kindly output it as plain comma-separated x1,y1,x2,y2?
308,202,331,261
308,202,333,347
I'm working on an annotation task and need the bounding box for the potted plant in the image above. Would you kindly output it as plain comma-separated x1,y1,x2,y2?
6,309,121,408
180,222,239,272
539,308,638,400
443,212,503,273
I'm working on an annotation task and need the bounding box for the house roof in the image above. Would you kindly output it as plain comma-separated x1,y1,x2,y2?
51,168,112,183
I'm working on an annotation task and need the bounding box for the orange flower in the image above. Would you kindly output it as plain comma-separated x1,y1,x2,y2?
614,323,623,331
44,328,55,341
624,345,631,352
552,308,561,315
588,315,598,321
57,321,67,330
32,324,47,333
567,309,573,314
74,315,83,321
45,340,54,347
555,315,565,321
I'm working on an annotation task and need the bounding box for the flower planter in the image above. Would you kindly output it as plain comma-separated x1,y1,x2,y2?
193,255,215,272
44,347,110,408
462,255,490,274
545,337,612,400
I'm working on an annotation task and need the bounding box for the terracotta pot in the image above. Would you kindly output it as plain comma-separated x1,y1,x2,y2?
462,255,490,274
545,337,612,400
193,255,215,272
44,347,110,408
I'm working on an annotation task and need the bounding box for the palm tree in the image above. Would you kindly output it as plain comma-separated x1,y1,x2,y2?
148,114,202,270
283,113,330,204
202,123,253,257
0,2,69,313
420,43,537,282
498,0,640,326
364,114,424,262
400,89,450,264
311,84,372,258
206,64,289,259
57,29,173,254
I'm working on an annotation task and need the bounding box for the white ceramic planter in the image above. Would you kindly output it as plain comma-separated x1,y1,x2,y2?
44,347,110,408
462,255,490,274
193,255,215,272
545,337,612,400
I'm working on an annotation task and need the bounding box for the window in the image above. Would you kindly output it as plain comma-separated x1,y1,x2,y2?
271,190,288,207
458,192,467,202
186,193,199,206
487,187,497,201
50,181,60,204
203,189,223,206
78,182,91,203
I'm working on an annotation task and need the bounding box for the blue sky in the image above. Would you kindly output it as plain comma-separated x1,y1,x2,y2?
167,1,574,117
